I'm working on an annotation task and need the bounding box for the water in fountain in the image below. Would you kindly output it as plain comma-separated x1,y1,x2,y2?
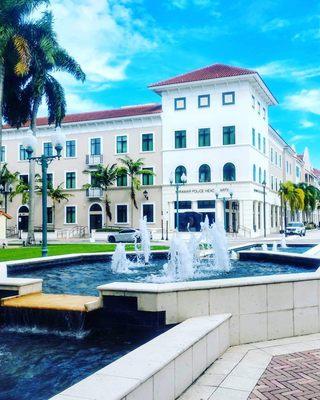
272,242,278,252
188,233,200,265
111,243,132,273
230,250,239,260
163,234,194,281
280,237,287,248
0,265,7,279
209,222,231,272
261,243,268,251
134,217,151,265
200,215,211,246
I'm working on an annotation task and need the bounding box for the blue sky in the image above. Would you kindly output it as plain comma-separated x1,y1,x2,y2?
45,0,320,166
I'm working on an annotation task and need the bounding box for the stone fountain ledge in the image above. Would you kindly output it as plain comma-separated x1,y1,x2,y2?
50,314,231,400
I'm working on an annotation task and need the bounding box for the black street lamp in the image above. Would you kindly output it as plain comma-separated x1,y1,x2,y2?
262,180,267,238
23,128,65,257
215,188,233,231
169,172,187,232
0,183,13,213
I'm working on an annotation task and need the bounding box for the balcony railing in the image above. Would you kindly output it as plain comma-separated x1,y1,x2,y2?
86,187,103,199
86,154,103,166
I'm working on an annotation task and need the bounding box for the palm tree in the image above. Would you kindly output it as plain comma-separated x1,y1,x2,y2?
0,0,49,157
118,156,155,226
297,183,320,223
0,163,19,210
47,183,72,229
9,178,30,206
279,181,305,228
83,164,118,222
5,11,85,245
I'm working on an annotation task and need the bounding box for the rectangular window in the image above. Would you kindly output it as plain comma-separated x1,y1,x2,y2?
279,155,282,168
141,133,154,152
66,172,76,189
142,204,154,223
263,108,266,119
47,173,53,189
20,174,28,185
198,94,210,108
90,138,101,155
252,128,256,146
258,203,261,229
174,201,192,210
174,97,186,110
175,130,187,149
142,167,154,186
263,137,266,154
222,91,235,105
66,206,76,224
116,136,128,154
116,205,128,223
0,146,5,162
66,140,76,158
258,133,261,150
19,145,28,161
198,128,211,147
252,95,255,109
43,142,53,157
197,200,215,209
117,174,127,187
47,207,53,224
223,126,235,145
271,148,274,163
257,101,261,114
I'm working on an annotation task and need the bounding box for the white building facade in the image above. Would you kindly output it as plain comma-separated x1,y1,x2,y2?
2,64,319,238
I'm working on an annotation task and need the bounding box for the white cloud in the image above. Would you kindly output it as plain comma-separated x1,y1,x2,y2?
300,119,315,128
261,18,290,32
170,0,221,16
254,60,320,80
291,134,317,143
285,89,320,115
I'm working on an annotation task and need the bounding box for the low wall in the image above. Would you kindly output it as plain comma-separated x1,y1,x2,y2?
50,314,230,400
99,268,320,346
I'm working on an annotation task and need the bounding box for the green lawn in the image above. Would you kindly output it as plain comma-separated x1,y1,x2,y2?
0,244,168,262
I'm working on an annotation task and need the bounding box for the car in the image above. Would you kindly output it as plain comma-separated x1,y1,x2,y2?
285,222,306,237
107,228,142,243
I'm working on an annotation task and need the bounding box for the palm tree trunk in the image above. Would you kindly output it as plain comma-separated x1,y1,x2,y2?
26,96,41,245
0,62,5,169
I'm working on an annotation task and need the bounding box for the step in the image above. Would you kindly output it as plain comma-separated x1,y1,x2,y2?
1,293,102,312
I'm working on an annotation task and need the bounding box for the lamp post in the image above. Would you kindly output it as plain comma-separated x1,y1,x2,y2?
0,183,13,213
23,128,65,257
169,172,187,232
262,180,267,238
215,188,233,231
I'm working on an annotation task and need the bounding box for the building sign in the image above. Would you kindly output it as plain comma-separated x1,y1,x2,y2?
180,188,216,194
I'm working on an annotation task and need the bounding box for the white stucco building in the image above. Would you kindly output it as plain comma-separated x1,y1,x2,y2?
1,64,319,238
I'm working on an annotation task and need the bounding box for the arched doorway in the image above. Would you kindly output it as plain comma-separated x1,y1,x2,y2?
89,203,103,232
18,206,29,232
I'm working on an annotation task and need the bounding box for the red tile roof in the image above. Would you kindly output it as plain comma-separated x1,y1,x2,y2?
0,210,12,219
313,168,320,178
4,103,162,129
149,64,256,88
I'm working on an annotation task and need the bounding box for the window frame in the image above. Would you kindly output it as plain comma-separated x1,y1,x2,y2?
65,139,77,158
65,171,77,190
141,203,155,224
198,164,211,183
223,126,236,145
19,144,28,161
43,142,53,157
198,94,210,108
141,133,154,152
198,128,211,147
222,91,235,105
223,163,236,182
65,205,77,224
116,135,128,154
174,130,187,149
90,137,102,156
174,97,186,110
116,204,129,224
142,167,154,186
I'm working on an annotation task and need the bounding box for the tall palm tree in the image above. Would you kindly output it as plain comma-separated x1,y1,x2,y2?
47,183,72,229
0,0,49,158
9,178,30,206
0,163,19,210
279,181,305,227
83,164,118,222
297,183,320,222
118,156,155,226
5,11,85,245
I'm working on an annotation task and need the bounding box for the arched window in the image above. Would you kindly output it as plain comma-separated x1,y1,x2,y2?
259,167,262,183
19,205,29,213
175,166,187,184
199,164,211,183
223,163,236,181
253,164,256,182
90,203,102,212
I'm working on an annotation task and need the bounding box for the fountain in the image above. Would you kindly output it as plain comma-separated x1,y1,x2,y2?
272,242,278,252
111,243,132,273
188,233,200,265
261,243,268,252
280,237,287,248
134,217,151,265
0,264,7,279
209,222,231,272
230,250,239,261
163,234,194,281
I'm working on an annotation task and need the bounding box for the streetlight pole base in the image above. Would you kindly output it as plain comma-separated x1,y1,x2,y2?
42,247,48,257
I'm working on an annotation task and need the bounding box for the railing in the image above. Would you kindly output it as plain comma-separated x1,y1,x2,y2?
85,154,103,166
56,226,88,239
86,187,103,198
6,226,18,238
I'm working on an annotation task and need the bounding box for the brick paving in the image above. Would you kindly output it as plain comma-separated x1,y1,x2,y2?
249,349,320,399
